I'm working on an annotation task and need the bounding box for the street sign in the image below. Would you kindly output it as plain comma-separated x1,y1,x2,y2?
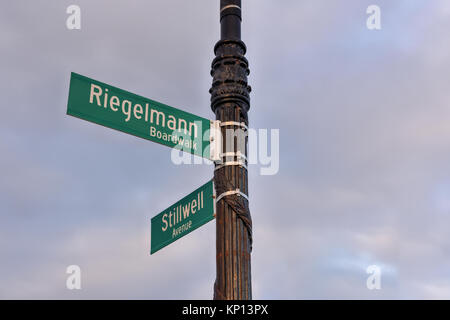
67,72,220,160
151,180,215,254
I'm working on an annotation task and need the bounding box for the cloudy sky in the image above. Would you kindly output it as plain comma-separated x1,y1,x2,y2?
1,0,450,299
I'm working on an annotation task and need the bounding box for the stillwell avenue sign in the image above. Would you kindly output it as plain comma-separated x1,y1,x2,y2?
67,72,220,160
150,180,215,254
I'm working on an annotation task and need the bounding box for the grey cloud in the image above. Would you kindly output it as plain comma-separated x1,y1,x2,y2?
1,0,450,299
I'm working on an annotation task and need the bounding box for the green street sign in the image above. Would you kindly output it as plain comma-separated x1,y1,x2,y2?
151,180,215,254
67,72,218,159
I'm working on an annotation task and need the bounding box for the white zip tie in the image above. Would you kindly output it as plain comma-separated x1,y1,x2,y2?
212,179,217,218
219,121,248,131
220,4,241,12
220,151,247,160
216,189,248,202
214,161,247,171
209,120,222,162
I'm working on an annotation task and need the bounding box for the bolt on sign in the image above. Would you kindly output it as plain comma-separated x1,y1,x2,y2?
67,72,220,160
150,180,215,254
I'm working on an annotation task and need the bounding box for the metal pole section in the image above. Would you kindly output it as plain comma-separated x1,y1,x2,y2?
210,0,252,300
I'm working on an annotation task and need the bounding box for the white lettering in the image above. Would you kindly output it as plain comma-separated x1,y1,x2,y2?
110,96,119,111
122,100,132,122
366,5,381,30
134,104,143,119
150,109,165,126
66,265,81,290
89,84,102,106
162,213,168,232
66,5,81,30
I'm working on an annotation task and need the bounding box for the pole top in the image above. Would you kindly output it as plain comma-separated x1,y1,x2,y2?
220,0,241,21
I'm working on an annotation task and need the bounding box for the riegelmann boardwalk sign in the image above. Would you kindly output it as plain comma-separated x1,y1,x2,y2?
67,72,215,159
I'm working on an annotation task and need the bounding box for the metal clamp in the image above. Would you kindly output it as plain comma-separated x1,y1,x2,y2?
220,4,241,13
220,151,247,161
216,189,248,202
209,120,222,162
219,121,248,131
214,160,247,171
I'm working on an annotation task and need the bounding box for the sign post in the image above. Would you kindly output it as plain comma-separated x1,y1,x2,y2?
211,0,252,300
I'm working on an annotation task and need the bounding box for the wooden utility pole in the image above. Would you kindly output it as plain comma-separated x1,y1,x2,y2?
210,0,252,300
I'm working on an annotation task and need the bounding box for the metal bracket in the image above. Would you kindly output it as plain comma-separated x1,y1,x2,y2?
220,4,241,13
216,189,248,203
209,120,222,162
220,151,247,161
214,160,247,171
220,121,248,131
212,179,217,218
